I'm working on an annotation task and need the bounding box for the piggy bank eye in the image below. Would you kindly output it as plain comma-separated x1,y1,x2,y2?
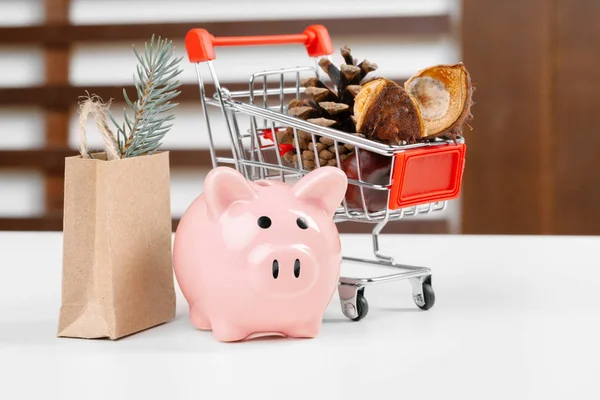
257,216,272,229
296,217,309,230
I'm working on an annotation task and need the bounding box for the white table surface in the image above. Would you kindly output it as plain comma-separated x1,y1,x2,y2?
1,231,599,400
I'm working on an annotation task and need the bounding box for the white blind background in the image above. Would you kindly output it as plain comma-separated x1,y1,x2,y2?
0,0,463,232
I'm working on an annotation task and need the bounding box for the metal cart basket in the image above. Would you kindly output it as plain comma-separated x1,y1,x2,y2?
184,25,467,321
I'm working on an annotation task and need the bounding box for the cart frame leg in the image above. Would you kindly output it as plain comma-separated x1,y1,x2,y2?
337,218,436,320
338,283,361,321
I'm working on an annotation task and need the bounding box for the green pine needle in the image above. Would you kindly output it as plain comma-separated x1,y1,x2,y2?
109,34,183,158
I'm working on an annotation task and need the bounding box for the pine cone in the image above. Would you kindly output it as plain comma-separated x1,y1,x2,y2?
281,46,378,171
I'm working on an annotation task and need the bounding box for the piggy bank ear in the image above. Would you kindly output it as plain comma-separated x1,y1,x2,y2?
204,167,257,220
292,166,348,216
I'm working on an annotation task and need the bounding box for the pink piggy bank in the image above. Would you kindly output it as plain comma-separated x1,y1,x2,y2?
173,165,348,342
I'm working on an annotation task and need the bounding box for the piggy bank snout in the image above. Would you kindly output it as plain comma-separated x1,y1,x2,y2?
248,245,319,297
270,254,310,280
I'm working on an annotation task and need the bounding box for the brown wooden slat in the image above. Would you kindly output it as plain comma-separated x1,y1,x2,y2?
0,216,64,231
0,149,80,172
551,1,600,234
0,83,222,107
0,215,448,234
461,1,552,234
0,149,227,171
0,77,409,107
335,220,449,235
45,0,70,23
0,16,450,45
43,0,71,213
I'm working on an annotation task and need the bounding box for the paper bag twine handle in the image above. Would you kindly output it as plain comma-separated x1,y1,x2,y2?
78,96,121,161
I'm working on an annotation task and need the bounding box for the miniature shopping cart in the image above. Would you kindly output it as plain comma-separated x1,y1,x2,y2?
184,25,467,321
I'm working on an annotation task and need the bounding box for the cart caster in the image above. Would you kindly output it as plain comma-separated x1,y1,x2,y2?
411,275,435,310
353,288,369,321
338,284,369,321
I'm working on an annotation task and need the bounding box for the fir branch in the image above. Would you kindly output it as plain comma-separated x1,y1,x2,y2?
110,34,183,158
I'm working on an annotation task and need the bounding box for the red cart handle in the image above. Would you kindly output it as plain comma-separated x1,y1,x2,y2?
185,24,333,63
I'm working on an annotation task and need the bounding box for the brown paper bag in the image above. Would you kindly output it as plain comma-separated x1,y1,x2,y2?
57,100,176,340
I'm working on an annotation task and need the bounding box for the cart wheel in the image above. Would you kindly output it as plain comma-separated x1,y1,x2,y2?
415,283,435,310
353,288,369,321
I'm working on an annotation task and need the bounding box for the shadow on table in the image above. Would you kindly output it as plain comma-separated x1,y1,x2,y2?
0,312,363,352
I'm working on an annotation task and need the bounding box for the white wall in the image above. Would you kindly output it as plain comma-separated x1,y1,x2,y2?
0,0,463,231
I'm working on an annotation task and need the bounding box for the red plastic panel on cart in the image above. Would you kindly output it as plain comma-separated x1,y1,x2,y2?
388,143,466,210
